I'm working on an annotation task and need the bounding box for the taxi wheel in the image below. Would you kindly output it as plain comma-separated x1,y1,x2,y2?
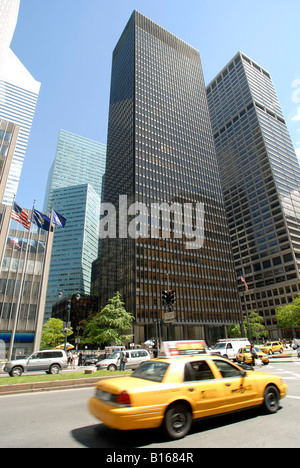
162,403,192,440
263,385,280,414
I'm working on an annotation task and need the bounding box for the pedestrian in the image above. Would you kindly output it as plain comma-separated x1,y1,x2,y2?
250,344,257,367
72,352,78,369
153,344,158,358
119,350,127,371
78,352,83,366
67,350,73,367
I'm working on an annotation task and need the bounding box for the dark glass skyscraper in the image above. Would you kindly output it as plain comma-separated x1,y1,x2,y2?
206,52,300,339
93,11,241,343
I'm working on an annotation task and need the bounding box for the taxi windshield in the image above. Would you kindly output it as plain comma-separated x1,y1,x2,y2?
131,361,169,383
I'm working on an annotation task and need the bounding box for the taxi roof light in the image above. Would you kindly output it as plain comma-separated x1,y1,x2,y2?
159,340,208,358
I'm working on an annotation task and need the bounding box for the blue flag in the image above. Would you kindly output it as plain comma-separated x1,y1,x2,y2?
52,210,67,228
32,209,50,231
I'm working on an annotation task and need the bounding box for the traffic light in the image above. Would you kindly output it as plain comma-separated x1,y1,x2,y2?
162,290,168,305
170,290,176,304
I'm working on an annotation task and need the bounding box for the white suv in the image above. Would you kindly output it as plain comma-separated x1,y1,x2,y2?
96,349,150,371
4,350,68,377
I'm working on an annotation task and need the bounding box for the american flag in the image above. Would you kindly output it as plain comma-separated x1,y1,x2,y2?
241,275,249,291
11,202,31,230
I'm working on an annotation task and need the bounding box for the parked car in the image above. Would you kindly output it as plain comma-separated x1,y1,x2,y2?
83,354,100,366
96,349,150,371
3,350,68,377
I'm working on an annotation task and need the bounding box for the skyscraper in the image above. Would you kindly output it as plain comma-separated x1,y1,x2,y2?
43,129,106,321
44,129,106,212
206,52,300,338
93,11,241,343
0,0,20,71
0,0,40,205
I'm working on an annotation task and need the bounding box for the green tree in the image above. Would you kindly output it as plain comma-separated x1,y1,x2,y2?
227,310,267,341
276,295,300,329
40,318,73,350
82,292,134,348
227,324,242,338
246,310,267,341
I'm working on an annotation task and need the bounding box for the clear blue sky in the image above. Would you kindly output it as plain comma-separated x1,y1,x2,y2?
11,0,300,211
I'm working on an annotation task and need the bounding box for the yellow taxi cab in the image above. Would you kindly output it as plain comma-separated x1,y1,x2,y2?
89,341,287,439
260,341,284,355
236,346,269,366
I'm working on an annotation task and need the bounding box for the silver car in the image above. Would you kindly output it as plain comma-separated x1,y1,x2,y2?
96,349,150,371
4,350,68,377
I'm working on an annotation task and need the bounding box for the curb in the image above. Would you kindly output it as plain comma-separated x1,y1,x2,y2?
0,374,124,396
0,377,100,396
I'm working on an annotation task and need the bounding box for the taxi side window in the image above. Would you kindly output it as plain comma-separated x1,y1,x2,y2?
213,360,242,378
184,361,215,381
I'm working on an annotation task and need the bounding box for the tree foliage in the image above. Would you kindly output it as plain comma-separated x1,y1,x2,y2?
276,295,300,329
40,318,73,350
227,310,267,340
82,292,134,348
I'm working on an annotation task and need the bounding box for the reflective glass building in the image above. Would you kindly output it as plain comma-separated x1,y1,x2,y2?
206,52,300,338
44,129,106,212
0,0,40,205
44,130,106,322
93,11,241,344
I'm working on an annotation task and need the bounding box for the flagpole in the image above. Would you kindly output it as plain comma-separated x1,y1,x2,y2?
7,200,36,361
33,205,55,351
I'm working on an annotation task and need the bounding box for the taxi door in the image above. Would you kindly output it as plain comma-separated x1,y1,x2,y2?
182,360,227,419
212,359,258,411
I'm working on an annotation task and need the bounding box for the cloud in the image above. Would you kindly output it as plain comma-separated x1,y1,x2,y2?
292,79,300,104
292,107,300,121
295,148,300,161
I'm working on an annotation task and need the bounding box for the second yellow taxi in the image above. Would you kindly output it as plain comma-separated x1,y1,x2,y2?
236,346,269,366
89,341,287,440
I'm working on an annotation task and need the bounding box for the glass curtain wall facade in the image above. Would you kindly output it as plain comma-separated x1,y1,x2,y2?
0,51,40,205
43,129,106,322
94,11,241,343
206,52,300,338
44,184,101,322
44,129,106,212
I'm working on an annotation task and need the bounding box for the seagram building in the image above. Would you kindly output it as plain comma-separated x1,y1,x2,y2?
92,11,241,343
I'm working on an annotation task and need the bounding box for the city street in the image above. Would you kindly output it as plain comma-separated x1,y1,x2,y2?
0,360,299,449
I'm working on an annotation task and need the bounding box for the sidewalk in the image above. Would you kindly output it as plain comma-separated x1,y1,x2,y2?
0,367,126,396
